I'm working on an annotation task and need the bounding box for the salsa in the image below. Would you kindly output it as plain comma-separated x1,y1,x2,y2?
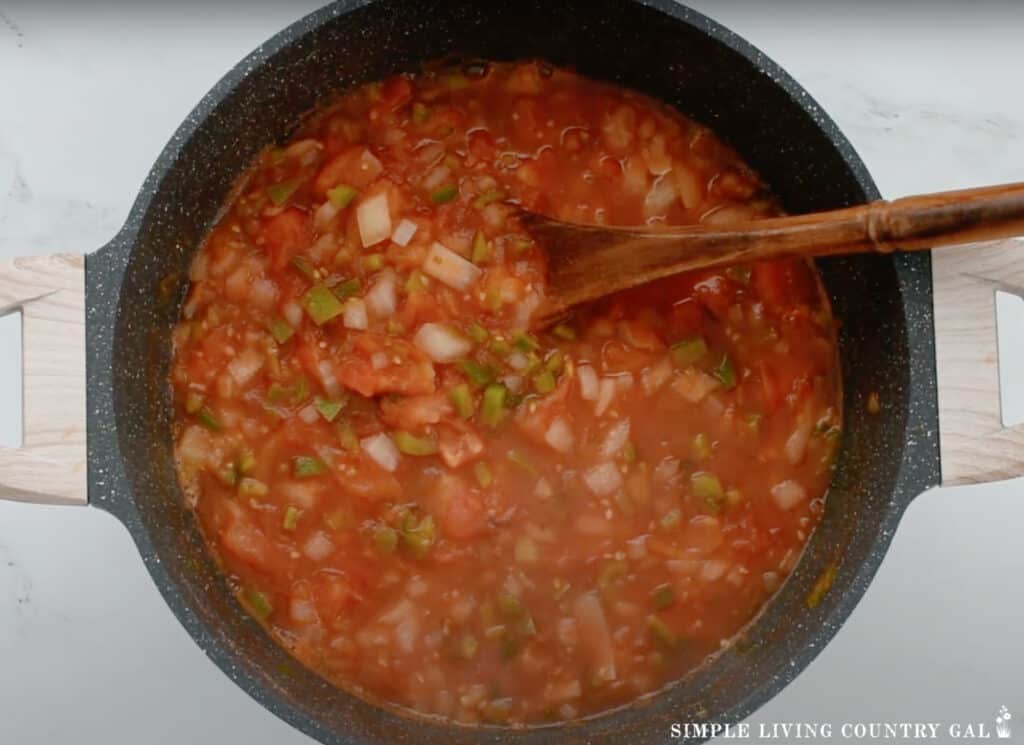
171,61,840,725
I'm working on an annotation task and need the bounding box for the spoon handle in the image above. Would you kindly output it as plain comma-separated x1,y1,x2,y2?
532,182,1024,320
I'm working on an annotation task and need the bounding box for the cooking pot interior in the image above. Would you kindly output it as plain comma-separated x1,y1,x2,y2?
87,1,940,743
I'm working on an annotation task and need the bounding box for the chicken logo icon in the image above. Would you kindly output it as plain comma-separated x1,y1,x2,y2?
997,706,1012,739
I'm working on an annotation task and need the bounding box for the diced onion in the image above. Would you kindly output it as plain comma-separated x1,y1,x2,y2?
641,357,673,395
422,242,481,291
422,164,451,190
318,360,342,398
573,593,617,682
366,271,397,317
544,416,575,454
280,481,320,509
533,478,554,498
577,365,599,401
501,375,524,394
291,598,319,625
361,433,400,472
514,291,542,330
700,559,729,582
343,298,368,330
583,462,623,497
413,322,471,363
391,218,418,246
250,279,278,310
371,352,388,370
672,369,720,403
299,404,319,424
771,480,807,510
595,378,617,416
303,532,335,562
283,300,304,329
357,192,392,247
784,418,813,465
599,418,631,458
506,352,529,371
227,349,265,385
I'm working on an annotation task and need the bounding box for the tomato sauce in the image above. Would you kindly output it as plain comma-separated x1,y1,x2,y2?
171,61,841,725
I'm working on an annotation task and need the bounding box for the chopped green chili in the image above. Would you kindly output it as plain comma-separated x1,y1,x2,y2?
448,384,475,419
314,397,345,423
411,102,430,124
196,406,222,432
712,355,737,389
647,615,677,647
404,270,428,293
184,392,204,415
332,277,361,301
372,524,398,554
293,456,328,478
670,337,708,368
362,253,384,272
512,332,539,353
399,514,436,557
691,471,724,511
392,430,438,456
651,583,676,610
327,184,358,209
692,432,712,461
659,508,681,530
532,370,556,394
290,256,317,281
430,184,458,204
459,359,494,386
238,478,269,499
283,506,301,531
337,421,359,452
267,317,295,345
471,231,491,264
552,324,576,341
244,590,273,620
480,384,507,428
237,450,256,475
473,461,494,489
472,188,504,210
267,179,300,206
302,285,345,326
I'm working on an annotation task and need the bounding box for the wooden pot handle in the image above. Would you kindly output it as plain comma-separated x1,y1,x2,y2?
0,254,87,505
934,239,1024,486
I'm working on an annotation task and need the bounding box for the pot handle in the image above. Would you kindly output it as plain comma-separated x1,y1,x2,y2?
934,238,1024,486
0,254,87,505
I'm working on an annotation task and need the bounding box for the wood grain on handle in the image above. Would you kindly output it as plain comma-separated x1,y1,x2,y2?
0,254,87,505
934,239,1024,486
531,182,1024,322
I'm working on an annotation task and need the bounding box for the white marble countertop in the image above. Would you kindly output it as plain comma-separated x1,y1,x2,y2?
1,2,1022,743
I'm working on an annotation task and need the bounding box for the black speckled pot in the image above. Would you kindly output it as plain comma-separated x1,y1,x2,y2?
84,1,940,743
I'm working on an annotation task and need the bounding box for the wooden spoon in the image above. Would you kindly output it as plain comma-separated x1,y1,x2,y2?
522,182,1024,327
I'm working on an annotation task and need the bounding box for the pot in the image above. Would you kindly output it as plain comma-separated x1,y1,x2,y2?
1,1,1019,743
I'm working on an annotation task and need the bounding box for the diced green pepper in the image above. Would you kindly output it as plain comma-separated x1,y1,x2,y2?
237,450,256,475
337,421,359,452
489,338,512,356
430,184,458,204
302,285,345,326
267,317,295,345
314,397,345,423
293,456,327,478
184,391,204,415
372,524,398,554
411,102,430,124
692,432,712,461
471,230,491,264
218,465,239,487
448,384,475,419
691,471,724,511
473,461,493,488
466,322,489,344
459,359,494,386
480,384,507,428
404,270,428,293
362,253,384,272
238,477,269,499
552,324,576,341
713,355,737,389
392,430,438,456
283,506,301,531
290,256,316,281
399,514,436,557
651,583,676,610
332,278,361,301
532,370,556,394
648,615,677,647
512,332,539,353
196,406,222,432
327,184,358,209
244,589,273,620
472,188,504,210
267,179,300,206
544,350,565,373
670,337,708,368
